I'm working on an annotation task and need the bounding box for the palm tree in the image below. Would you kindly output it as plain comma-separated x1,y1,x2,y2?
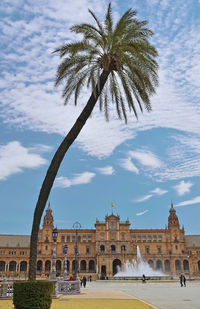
28,3,158,280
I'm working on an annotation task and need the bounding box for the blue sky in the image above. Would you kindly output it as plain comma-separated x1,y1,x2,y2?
1,0,200,235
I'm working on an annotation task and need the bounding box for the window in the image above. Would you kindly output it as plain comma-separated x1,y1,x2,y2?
72,236,76,242
111,245,116,252
88,235,92,242
109,224,116,229
132,236,136,242
77,236,81,242
67,236,70,242
61,235,65,242
100,245,105,252
86,246,90,254
157,246,162,254
148,235,152,242
145,246,150,254
45,236,49,243
100,233,104,241
45,245,48,250
158,235,162,242
121,233,125,241
111,231,115,240
121,245,126,252
153,235,157,242
175,245,178,250
143,235,146,242
83,235,87,242
137,235,141,242
39,234,43,240
38,250,41,255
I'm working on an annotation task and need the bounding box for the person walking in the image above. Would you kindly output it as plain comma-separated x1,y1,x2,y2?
183,275,186,287
142,274,146,283
83,275,87,288
180,274,183,287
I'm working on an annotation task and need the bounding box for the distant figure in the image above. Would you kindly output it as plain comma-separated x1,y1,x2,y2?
180,274,183,287
142,274,146,283
80,277,83,287
89,275,92,282
183,275,186,287
83,275,87,288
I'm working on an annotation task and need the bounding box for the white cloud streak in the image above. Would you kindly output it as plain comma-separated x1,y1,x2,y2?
129,150,162,169
96,165,115,175
55,172,95,188
150,187,168,195
174,196,200,207
0,141,47,180
136,210,149,216
134,195,153,203
119,157,139,174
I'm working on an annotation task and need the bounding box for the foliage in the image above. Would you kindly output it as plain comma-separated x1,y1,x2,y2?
13,281,54,309
55,3,158,123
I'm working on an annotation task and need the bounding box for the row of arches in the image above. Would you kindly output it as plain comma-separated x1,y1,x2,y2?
37,259,95,272
147,259,190,272
0,261,27,272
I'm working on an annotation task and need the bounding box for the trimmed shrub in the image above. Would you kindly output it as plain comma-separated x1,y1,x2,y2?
13,281,54,309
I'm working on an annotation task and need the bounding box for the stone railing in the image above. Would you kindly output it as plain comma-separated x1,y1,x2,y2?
55,280,80,294
0,281,13,298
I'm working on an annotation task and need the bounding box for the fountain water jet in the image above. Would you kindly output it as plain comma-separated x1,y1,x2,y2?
114,246,165,278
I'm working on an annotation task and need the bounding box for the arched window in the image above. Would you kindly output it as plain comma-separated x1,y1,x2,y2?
77,236,81,242
9,261,16,272
148,260,154,269
156,260,162,270
183,260,189,272
100,245,105,252
111,245,116,252
113,259,121,276
89,260,95,271
175,260,181,272
80,260,86,271
72,260,78,272
164,260,170,272
0,261,5,271
37,260,43,272
198,261,200,271
20,261,27,272
56,260,61,272
45,260,51,272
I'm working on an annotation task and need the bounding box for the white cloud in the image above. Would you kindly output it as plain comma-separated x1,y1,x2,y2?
174,196,200,207
55,172,95,188
96,165,115,175
150,187,168,195
174,180,193,196
136,210,149,216
120,157,139,174
0,141,47,180
134,195,153,203
129,150,162,169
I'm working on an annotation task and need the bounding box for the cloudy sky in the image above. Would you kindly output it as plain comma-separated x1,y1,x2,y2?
1,0,200,235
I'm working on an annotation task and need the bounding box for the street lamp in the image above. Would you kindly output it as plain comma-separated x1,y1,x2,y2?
63,245,68,280
51,227,58,279
73,222,81,280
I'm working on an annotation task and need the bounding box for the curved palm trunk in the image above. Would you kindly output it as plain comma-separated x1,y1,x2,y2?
28,70,109,280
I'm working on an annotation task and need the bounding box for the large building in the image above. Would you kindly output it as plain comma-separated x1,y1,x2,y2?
0,202,200,279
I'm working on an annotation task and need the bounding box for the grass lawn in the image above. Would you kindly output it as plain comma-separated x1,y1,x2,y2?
0,299,155,309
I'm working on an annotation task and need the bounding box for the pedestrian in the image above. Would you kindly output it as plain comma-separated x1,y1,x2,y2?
183,275,186,287
142,274,146,283
80,277,83,287
83,275,87,288
180,274,183,287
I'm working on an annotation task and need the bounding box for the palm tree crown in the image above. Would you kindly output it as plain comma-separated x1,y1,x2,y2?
55,3,158,123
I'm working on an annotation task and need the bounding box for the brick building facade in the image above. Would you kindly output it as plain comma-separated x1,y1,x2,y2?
0,202,200,279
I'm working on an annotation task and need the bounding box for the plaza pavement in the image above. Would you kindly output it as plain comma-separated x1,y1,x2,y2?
68,280,200,309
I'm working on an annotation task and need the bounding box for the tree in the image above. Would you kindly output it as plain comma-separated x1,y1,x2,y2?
28,3,158,280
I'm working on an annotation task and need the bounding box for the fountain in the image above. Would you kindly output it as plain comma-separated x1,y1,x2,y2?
114,246,171,280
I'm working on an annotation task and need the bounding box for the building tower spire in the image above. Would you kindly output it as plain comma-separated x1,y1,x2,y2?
168,201,179,229
43,202,54,228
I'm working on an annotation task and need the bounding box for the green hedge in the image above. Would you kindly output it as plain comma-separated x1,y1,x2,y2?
13,281,54,309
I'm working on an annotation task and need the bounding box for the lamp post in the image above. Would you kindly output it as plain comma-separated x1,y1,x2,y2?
51,227,58,279
63,245,68,280
73,222,81,280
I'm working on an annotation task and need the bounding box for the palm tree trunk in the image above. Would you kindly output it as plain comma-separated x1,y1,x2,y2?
28,70,110,280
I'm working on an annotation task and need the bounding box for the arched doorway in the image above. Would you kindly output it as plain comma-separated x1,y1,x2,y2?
45,260,51,273
113,259,121,276
164,260,171,273
100,245,105,252
148,260,154,269
183,260,189,273
0,261,5,272
37,260,43,272
20,261,27,272
156,260,162,270
101,265,106,278
175,260,181,272
9,261,16,272
56,260,61,272
80,260,86,271
111,245,116,252
198,261,200,271
72,260,78,273
89,260,95,272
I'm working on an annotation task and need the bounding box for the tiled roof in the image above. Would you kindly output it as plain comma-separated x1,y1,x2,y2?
0,235,30,248
185,235,200,248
